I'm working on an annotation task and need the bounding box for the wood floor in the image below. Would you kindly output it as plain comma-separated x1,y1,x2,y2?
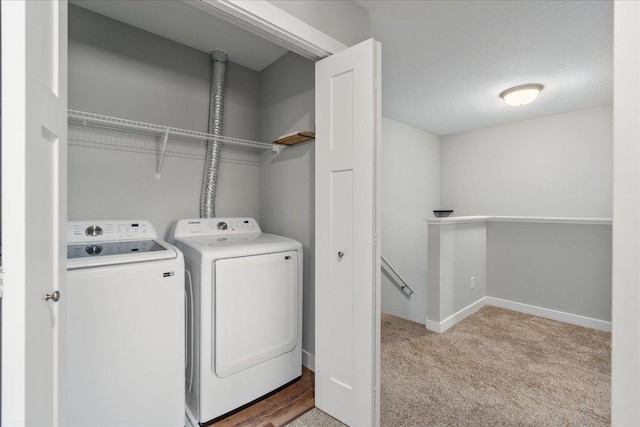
208,367,315,427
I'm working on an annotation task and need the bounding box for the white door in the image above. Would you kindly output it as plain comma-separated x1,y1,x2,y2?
315,38,382,426
1,1,68,425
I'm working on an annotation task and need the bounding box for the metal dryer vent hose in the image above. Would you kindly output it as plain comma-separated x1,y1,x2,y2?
200,50,228,218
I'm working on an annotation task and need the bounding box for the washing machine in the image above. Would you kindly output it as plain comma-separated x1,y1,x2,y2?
171,217,302,425
66,220,184,427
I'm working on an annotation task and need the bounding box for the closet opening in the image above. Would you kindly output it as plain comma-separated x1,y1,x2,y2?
68,2,317,425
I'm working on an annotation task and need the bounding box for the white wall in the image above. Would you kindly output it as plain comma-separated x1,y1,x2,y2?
427,218,611,332
258,52,316,365
68,5,261,239
612,2,640,423
381,117,440,324
259,52,315,143
441,105,613,218
427,221,487,331
67,147,260,241
440,223,487,317
488,221,612,322
269,0,370,47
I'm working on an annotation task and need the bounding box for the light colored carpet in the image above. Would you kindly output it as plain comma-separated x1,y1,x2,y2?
381,306,610,426
287,408,345,427
288,306,611,426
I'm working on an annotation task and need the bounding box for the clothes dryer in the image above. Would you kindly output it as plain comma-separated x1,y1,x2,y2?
171,218,302,425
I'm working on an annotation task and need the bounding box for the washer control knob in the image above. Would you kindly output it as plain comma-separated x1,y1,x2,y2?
85,244,103,256
85,225,103,237
217,222,228,231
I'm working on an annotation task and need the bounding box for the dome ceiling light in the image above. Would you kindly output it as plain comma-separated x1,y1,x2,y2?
499,83,544,107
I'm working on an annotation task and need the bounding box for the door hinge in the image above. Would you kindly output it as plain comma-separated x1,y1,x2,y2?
0,270,4,298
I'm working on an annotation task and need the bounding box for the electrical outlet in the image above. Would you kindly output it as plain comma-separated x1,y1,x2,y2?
470,276,475,290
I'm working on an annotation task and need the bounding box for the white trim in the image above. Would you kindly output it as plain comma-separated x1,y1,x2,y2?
490,216,612,225
425,296,611,334
486,297,611,332
426,216,490,225
186,0,347,60
302,349,315,372
612,1,640,421
2,2,28,423
426,297,487,334
427,216,612,226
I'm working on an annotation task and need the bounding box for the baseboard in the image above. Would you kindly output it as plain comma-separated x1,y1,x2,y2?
426,297,487,334
485,297,611,332
302,350,315,372
185,406,198,427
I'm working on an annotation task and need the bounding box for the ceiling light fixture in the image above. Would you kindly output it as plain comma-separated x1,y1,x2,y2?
499,83,544,107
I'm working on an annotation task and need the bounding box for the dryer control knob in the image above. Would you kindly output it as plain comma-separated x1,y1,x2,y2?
217,222,228,231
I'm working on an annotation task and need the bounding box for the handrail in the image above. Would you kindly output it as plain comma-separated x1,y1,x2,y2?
381,256,414,297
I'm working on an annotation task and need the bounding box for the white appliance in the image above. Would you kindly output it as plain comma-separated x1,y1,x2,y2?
66,220,184,427
171,218,302,425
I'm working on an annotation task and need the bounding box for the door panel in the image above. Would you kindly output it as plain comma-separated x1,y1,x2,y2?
1,1,68,425
330,71,355,150
329,170,354,388
315,38,381,426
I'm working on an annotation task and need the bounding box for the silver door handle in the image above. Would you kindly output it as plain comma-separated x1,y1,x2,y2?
338,251,345,259
45,290,60,302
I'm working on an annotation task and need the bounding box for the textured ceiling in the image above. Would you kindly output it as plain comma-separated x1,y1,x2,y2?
74,1,613,135
71,0,288,71
356,0,613,136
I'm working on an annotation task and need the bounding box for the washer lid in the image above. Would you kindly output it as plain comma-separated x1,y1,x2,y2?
67,239,177,270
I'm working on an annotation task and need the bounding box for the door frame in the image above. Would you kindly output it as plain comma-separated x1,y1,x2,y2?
612,1,640,423
189,0,347,59
1,0,68,425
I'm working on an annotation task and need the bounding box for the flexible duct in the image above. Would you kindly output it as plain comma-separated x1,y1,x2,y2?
200,50,228,218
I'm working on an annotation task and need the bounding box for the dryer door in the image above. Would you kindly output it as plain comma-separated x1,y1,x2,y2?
213,250,298,378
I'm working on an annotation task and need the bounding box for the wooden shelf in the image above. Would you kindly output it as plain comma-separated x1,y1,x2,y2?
273,131,315,146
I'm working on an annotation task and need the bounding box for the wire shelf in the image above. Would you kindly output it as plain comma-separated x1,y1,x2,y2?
68,110,273,151
67,109,277,178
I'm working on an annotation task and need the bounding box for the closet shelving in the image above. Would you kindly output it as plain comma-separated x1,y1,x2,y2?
67,110,282,179
273,131,315,146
